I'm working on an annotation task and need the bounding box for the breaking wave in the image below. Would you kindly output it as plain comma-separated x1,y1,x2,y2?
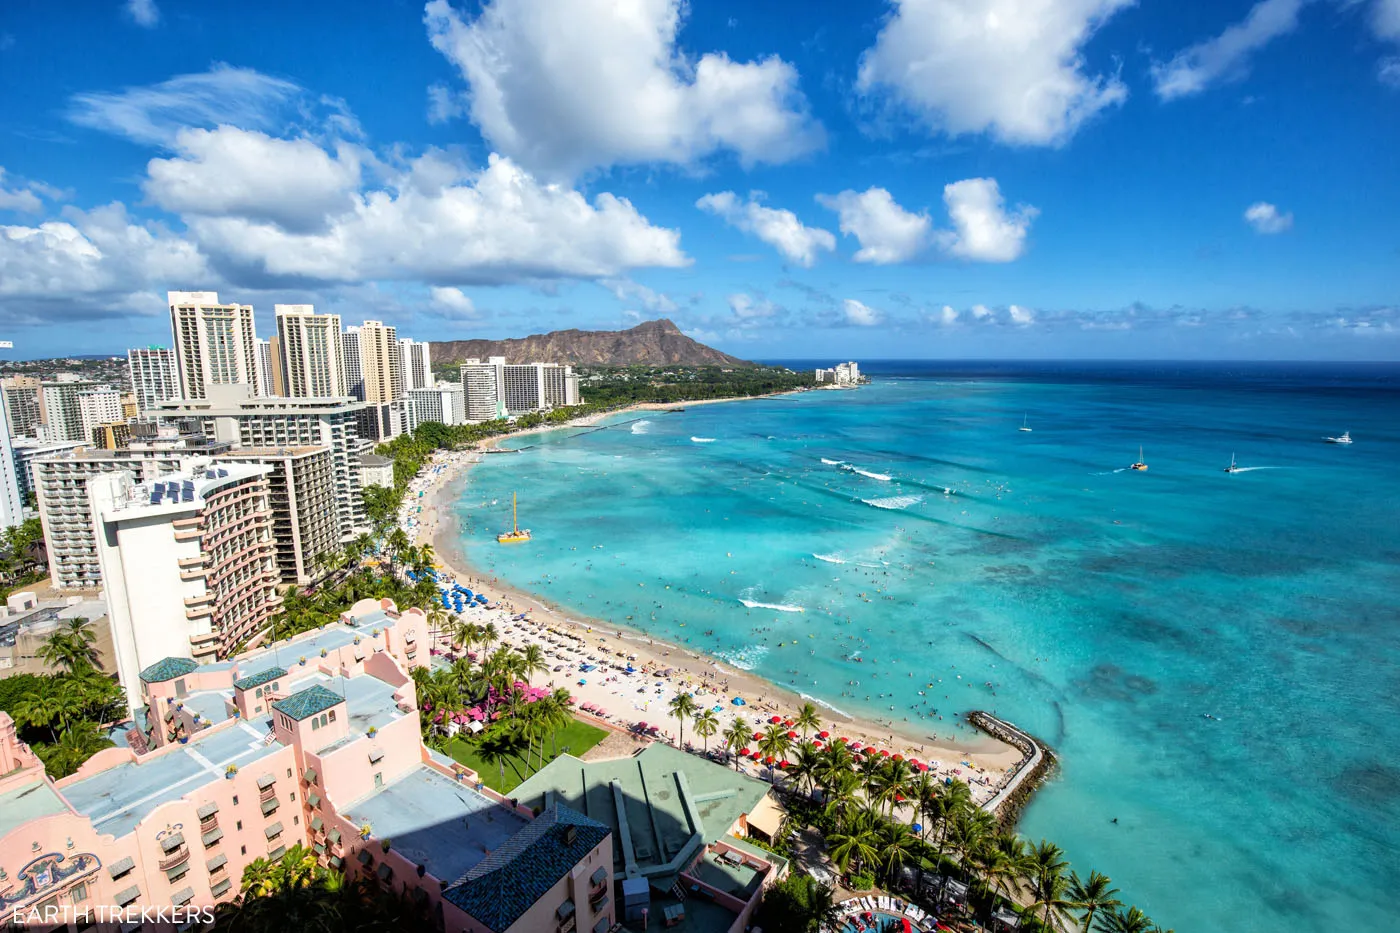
739,598,805,613
631,420,651,435
820,457,844,466
799,693,852,718
861,495,923,510
844,465,892,481
691,436,716,443
813,553,846,564
714,645,769,671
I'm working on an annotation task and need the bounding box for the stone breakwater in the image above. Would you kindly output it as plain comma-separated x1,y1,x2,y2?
968,711,1057,829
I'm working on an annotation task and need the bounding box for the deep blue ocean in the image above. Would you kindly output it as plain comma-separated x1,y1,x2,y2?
448,361,1400,932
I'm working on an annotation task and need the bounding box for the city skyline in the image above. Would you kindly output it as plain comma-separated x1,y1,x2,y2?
0,0,1397,360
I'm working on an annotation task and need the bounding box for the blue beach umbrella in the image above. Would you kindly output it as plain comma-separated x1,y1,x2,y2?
731,697,746,706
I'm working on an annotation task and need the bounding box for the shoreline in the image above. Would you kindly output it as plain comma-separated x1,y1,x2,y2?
400,395,1028,803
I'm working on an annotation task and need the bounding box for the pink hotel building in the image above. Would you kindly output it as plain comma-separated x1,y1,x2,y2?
0,599,618,933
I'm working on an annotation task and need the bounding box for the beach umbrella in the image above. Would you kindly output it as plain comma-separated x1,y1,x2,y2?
753,732,763,741
879,750,890,757
739,747,751,756
783,719,794,727
912,823,923,833
778,760,789,769
769,716,781,724
837,736,848,743
819,730,830,739
764,756,774,765
731,697,746,706
892,754,903,761
786,731,797,739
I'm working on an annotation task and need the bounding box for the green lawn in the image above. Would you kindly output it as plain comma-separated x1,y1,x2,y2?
444,716,608,794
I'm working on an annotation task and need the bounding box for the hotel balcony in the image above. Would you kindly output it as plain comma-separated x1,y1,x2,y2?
185,604,213,620
178,556,206,569
158,846,190,872
174,526,203,542
183,592,214,608
172,515,203,529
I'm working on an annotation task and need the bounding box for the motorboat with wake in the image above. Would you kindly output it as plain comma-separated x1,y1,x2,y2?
1324,431,1352,445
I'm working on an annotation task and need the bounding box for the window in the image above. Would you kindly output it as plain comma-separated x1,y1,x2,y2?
312,719,320,731
70,882,88,903
232,796,238,806
236,821,242,831
241,846,246,856
373,773,383,789
328,710,336,722
293,816,299,826
286,768,292,778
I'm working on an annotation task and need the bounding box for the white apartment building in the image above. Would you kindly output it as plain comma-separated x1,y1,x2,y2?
341,329,364,400
34,431,233,589
459,358,578,418
147,385,368,541
399,338,432,392
10,438,84,503
77,387,123,442
277,306,346,398
460,357,506,421
91,462,281,716
1,376,43,439
255,338,280,397
219,446,338,586
168,291,262,399
38,381,105,442
0,395,22,529
815,362,862,386
408,383,466,426
127,347,179,413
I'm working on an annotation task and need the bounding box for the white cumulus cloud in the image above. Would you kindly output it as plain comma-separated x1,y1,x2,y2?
424,0,823,178
856,0,1132,146
728,293,780,321
842,298,885,326
1150,0,1306,101
935,178,1037,262
144,127,364,233
816,187,932,264
126,0,159,28
696,191,835,267
184,151,688,285
601,278,679,315
1008,304,1036,325
1244,201,1293,233
430,286,477,316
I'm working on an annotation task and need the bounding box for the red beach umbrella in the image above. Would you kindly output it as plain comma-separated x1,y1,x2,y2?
892,754,903,761
786,731,797,739
769,716,781,724
753,732,763,741
783,719,794,727
779,760,790,769
819,730,830,739
837,736,848,743
880,749,890,757
764,756,775,765
739,747,751,756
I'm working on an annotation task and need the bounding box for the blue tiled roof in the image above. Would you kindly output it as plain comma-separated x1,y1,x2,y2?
233,667,287,691
271,685,343,721
139,657,198,683
442,803,610,933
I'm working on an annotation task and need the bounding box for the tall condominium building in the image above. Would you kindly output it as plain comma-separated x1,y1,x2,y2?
148,386,368,541
34,430,233,589
398,338,432,392
77,386,123,441
0,394,22,529
1,376,42,438
90,422,132,451
341,328,364,401
350,321,401,404
408,383,466,426
128,347,180,413
459,357,506,421
38,380,105,442
10,438,84,502
91,462,280,696
254,338,280,398
169,291,262,399
277,305,345,399
219,446,338,586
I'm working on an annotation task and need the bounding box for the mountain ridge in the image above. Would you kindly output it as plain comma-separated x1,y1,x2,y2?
429,318,752,368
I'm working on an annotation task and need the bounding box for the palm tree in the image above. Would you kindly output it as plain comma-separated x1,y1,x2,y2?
828,810,880,877
793,701,821,739
757,728,793,779
425,604,451,646
14,691,62,743
722,717,751,770
1095,906,1155,933
1028,840,1074,930
878,820,919,886
479,621,499,653
822,770,863,831
788,741,822,798
815,741,855,791
975,834,1031,924
693,708,719,753
870,758,913,817
1069,870,1122,933
519,644,548,684
668,692,699,748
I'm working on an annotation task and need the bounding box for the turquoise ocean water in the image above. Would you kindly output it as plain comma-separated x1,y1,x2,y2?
446,362,1400,931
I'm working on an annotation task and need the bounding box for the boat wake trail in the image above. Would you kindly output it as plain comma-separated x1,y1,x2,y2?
1229,466,1283,473
813,553,846,564
1090,468,1127,475
691,436,717,443
739,598,806,612
820,457,844,466
862,495,923,510
631,420,651,435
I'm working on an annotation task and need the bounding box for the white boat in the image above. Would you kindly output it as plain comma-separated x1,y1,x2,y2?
1324,431,1352,445
1019,414,1032,432
1223,453,1240,474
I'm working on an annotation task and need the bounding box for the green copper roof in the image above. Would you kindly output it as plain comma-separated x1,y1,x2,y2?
233,667,287,691
271,685,344,721
442,804,610,933
139,657,199,683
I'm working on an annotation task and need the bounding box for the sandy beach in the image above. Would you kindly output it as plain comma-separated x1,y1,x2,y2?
398,398,1025,803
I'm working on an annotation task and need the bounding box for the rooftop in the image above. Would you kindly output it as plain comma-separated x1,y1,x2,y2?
60,721,281,838
511,742,771,887
272,685,344,721
339,765,528,884
0,780,70,840
139,657,199,684
233,667,287,692
442,803,610,933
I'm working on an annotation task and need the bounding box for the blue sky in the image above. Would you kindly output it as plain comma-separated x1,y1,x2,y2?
1,0,1397,360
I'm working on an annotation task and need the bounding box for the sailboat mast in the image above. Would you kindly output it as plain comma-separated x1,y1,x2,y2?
512,492,518,532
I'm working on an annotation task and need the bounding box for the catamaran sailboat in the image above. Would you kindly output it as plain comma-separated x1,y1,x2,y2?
1223,453,1241,474
1019,414,1032,432
1324,431,1352,445
496,492,532,543
1130,447,1149,471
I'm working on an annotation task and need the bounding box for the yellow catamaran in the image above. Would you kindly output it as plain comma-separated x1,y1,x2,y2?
496,492,532,543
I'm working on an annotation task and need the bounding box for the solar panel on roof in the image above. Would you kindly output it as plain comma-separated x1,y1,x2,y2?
217,468,228,477
149,491,161,505
183,490,194,501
